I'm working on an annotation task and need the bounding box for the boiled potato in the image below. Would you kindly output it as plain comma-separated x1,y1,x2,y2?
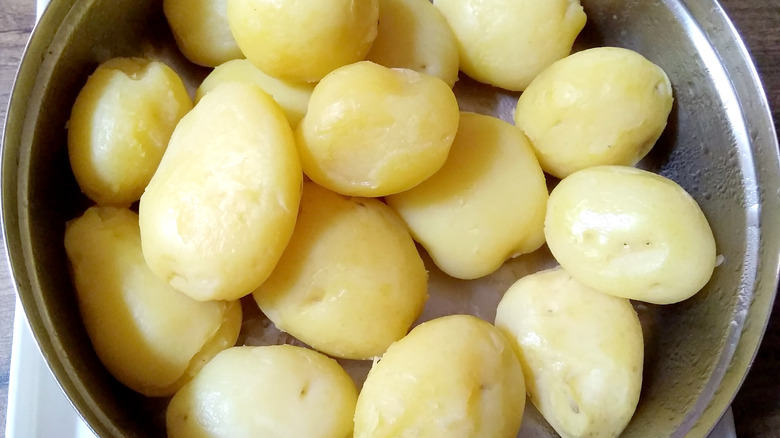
68,57,192,206
195,59,314,127
386,112,547,280
433,0,586,91
495,267,643,438
139,82,301,302
367,0,459,87
164,0,243,67
227,0,379,82
545,165,717,304
515,47,674,178
354,315,525,438
297,61,459,197
64,206,241,397
253,182,428,360
167,345,358,438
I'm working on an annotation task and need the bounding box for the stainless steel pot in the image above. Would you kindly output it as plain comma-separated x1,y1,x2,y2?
2,0,778,437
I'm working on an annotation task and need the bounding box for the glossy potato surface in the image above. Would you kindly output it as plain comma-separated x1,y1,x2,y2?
163,0,243,67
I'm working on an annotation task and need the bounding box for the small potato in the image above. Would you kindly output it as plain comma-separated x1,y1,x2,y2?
195,59,314,127
297,61,459,197
386,112,548,280
515,47,674,178
68,57,192,206
167,345,358,438
253,182,428,360
140,83,301,302
433,0,586,91
164,0,243,67
64,206,241,397
367,0,459,87
495,267,643,438
227,0,379,82
545,166,717,304
354,315,525,438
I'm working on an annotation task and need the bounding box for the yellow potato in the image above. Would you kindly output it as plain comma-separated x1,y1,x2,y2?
227,0,379,82
64,206,241,397
433,0,586,91
253,182,428,360
354,315,526,438
386,112,547,280
515,47,674,178
139,82,301,302
367,0,459,87
545,165,717,304
297,61,459,197
67,57,192,206
163,0,243,67
195,59,314,127
495,267,643,438
167,345,358,438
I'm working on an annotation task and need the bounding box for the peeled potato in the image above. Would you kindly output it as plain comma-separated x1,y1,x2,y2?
545,165,717,304
386,112,548,280
227,0,378,82
515,47,674,178
64,206,241,397
495,267,643,438
67,57,192,206
163,0,243,67
433,0,586,91
367,0,459,87
254,182,428,360
354,315,526,438
139,82,301,302
297,61,459,197
167,345,358,438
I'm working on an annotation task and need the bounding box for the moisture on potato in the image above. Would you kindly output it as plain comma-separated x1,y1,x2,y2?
64,206,242,397
163,0,243,67
227,0,379,83
367,0,459,87
386,112,548,280
67,57,192,206
139,82,302,302
253,182,428,360
167,345,358,438
495,267,643,438
515,47,674,179
354,315,526,438
433,0,586,91
296,61,459,197
545,165,717,304
195,59,314,127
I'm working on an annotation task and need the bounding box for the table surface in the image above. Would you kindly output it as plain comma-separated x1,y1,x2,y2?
0,0,779,437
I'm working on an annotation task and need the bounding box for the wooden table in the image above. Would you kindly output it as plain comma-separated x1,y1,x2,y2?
0,0,778,436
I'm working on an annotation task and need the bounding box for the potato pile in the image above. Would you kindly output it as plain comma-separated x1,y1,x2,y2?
63,0,718,437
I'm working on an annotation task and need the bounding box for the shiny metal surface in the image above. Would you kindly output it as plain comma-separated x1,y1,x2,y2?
1,0,778,437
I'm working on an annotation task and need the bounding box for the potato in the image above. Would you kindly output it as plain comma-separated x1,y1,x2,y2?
195,59,314,127
167,345,358,438
227,0,379,82
253,182,428,360
163,0,243,67
296,61,459,197
433,0,585,91
386,112,547,280
67,57,192,206
545,165,717,304
495,267,643,438
515,47,674,178
64,206,241,397
367,0,459,87
354,315,525,438
139,82,301,302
